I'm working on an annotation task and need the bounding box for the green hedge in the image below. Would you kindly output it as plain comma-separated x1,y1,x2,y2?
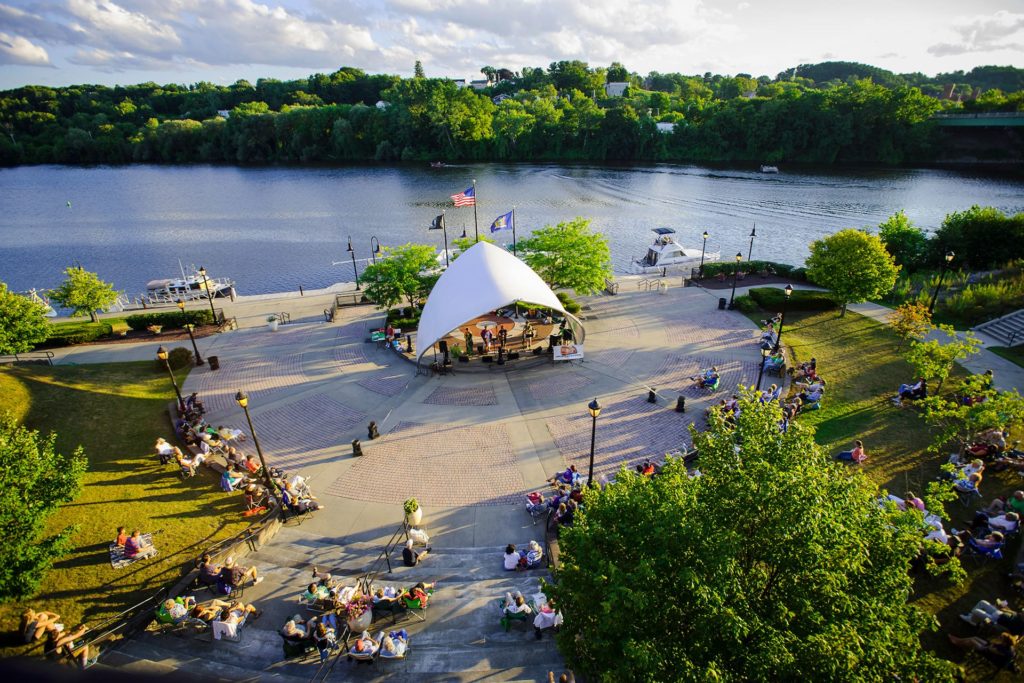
556,292,582,315
125,310,214,331
732,295,759,313
386,308,421,330
700,260,806,280
38,321,113,348
748,287,838,312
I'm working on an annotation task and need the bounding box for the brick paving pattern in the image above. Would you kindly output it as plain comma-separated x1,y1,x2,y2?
423,384,498,406
662,312,760,350
325,421,525,505
546,394,699,480
252,393,365,472
592,348,636,369
188,355,304,416
524,372,594,402
642,355,759,399
356,371,410,397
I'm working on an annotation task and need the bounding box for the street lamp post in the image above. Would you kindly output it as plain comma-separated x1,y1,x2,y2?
756,346,770,391
728,252,743,309
773,284,794,354
587,398,601,488
699,231,709,278
235,391,277,497
176,299,204,366
370,236,381,265
747,226,756,262
157,345,185,412
197,266,219,326
928,251,955,315
346,237,361,290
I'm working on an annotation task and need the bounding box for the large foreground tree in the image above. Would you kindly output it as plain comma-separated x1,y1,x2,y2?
805,229,899,316
549,391,955,682
0,282,49,354
0,414,86,601
518,217,612,295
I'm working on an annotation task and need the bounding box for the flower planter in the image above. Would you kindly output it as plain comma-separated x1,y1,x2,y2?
408,507,422,526
267,320,279,332
347,607,372,632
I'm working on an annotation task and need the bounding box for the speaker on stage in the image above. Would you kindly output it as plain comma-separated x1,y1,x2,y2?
508,351,520,360
438,340,448,354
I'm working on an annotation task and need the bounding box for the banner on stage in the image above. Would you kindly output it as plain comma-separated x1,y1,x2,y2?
554,343,584,361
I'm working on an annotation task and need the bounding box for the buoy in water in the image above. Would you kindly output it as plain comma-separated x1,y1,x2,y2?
66,201,71,207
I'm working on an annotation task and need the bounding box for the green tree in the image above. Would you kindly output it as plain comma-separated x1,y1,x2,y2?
889,300,933,351
0,414,87,600
931,205,1024,269
48,266,120,323
805,229,900,316
414,61,425,79
606,62,630,82
905,324,982,391
921,375,1024,454
451,234,495,258
517,217,612,295
359,243,438,310
878,210,927,270
549,390,955,682
0,283,49,354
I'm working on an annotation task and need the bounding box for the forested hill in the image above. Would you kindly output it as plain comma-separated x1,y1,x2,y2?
779,62,1024,95
2,61,1022,167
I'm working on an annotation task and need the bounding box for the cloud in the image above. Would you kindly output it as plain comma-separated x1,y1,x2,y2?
0,31,52,65
928,10,1024,56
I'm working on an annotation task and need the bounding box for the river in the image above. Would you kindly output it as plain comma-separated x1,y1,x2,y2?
1,163,1022,297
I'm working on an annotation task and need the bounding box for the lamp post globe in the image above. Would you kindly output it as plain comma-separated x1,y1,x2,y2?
587,398,601,488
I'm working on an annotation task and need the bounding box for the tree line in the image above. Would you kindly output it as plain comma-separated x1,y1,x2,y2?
1,61,1021,167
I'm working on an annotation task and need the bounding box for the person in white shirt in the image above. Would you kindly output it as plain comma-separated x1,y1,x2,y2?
504,544,521,571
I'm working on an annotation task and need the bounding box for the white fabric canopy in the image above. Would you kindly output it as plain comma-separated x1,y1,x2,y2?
415,241,582,363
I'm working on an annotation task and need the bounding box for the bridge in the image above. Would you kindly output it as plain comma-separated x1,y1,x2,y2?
932,112,1024,127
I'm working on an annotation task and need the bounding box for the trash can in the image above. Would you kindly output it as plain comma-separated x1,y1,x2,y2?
208,355,220,370
718,297,727,310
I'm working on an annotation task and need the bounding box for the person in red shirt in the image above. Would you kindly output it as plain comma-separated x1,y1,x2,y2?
115,526,128,547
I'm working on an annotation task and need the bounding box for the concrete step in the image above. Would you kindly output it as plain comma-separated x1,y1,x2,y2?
975,309,1024,346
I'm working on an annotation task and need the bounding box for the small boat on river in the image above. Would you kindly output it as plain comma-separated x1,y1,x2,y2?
759,165,779,173
632,228,720,274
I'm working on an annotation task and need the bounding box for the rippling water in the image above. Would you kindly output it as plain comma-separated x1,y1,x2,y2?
1,163,1021,296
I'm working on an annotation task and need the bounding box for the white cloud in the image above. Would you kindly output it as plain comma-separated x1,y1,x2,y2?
0,31,51,65
928,10,1024,57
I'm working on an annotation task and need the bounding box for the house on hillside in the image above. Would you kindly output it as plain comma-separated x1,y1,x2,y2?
605,82,629,97
217,110,231,119
492,93,511,104
451,79,467,89
471,78,494,90
656,122,676,134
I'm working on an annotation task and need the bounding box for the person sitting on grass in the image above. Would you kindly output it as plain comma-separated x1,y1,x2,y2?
792,358,817,381
799,380,825,405
243,454,262,476
219,557,264,591
947,632,1017,670
176,449,205,476
961,599,1024,635
985,490,1024,516
114,526,128,547
155,437,175,464
835,440,866,464
221,468,245,492
21,608,61,644
124,530,157,560
902,491,926,512
403,539,432,567
760,383,782,403
893,379,927,406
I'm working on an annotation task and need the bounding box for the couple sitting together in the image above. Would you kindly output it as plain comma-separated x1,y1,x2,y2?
348,629,410,659
504,542,544,571
692,367,720,390
892,378,927,406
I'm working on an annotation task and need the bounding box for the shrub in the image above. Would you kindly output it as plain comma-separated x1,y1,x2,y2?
748,287,838,312
556,292,582,315
732,295,759,313
167,346,193,370
125,310,213,332
38,321,112,348
700,260,804,280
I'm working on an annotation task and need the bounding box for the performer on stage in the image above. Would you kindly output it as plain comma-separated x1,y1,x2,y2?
463,327,474,356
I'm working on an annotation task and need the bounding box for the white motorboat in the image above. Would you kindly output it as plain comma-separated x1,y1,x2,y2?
632,228,720,274
18,289,58,317
759,165,779,173
145,266,235,305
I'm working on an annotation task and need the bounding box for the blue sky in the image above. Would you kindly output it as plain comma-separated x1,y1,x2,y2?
0,0,1020,89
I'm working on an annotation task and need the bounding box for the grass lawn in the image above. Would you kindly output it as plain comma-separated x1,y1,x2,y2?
990,345,1024,370
773,309,1023,681
0,362,252,659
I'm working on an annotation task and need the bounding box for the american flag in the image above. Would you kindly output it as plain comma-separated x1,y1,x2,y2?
450,186,475,207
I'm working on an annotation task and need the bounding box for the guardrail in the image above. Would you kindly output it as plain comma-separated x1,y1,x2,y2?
356,521,410,595
0,350,55,366
310,624,353,683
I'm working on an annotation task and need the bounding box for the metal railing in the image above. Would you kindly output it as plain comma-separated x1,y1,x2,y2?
356,521,410,595
0,350,55,366
309,625,353,683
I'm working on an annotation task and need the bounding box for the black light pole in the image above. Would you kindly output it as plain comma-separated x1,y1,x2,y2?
928,251,955,315
756,346,770,391
699,230,709,278
587,398,602,488
235,391,277,496
176,299,204,366
773,284,794,354
370,236,381,265
197,266,219,325
346,237,361,290
728,252,743,309
157,345,185,412
747,225,756,262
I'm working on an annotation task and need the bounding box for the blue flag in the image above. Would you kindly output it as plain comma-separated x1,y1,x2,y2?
490,210,514,233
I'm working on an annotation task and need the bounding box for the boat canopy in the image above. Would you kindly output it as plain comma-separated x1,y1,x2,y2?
652,227,676,235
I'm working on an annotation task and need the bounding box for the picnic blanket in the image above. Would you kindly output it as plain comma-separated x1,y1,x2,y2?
109,534,156,569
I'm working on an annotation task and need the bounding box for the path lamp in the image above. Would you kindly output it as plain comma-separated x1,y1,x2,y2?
773,284,794,354
157,345,185,413
747,226,756,262
728,252,743,309
346,237,361,290
756,346,770,392
235,391,277,497
587,398,601,488
928,251,955,315
197,266,219,325
176,299,205,366
699,231,709,278
370,236,381,265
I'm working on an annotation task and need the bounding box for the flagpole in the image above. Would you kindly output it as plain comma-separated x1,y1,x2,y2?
511,206,517,256
441,211,449,267
472,178,479,243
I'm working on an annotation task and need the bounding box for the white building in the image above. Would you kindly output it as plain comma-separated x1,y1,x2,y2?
605,82,629,97
656,122,676,134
